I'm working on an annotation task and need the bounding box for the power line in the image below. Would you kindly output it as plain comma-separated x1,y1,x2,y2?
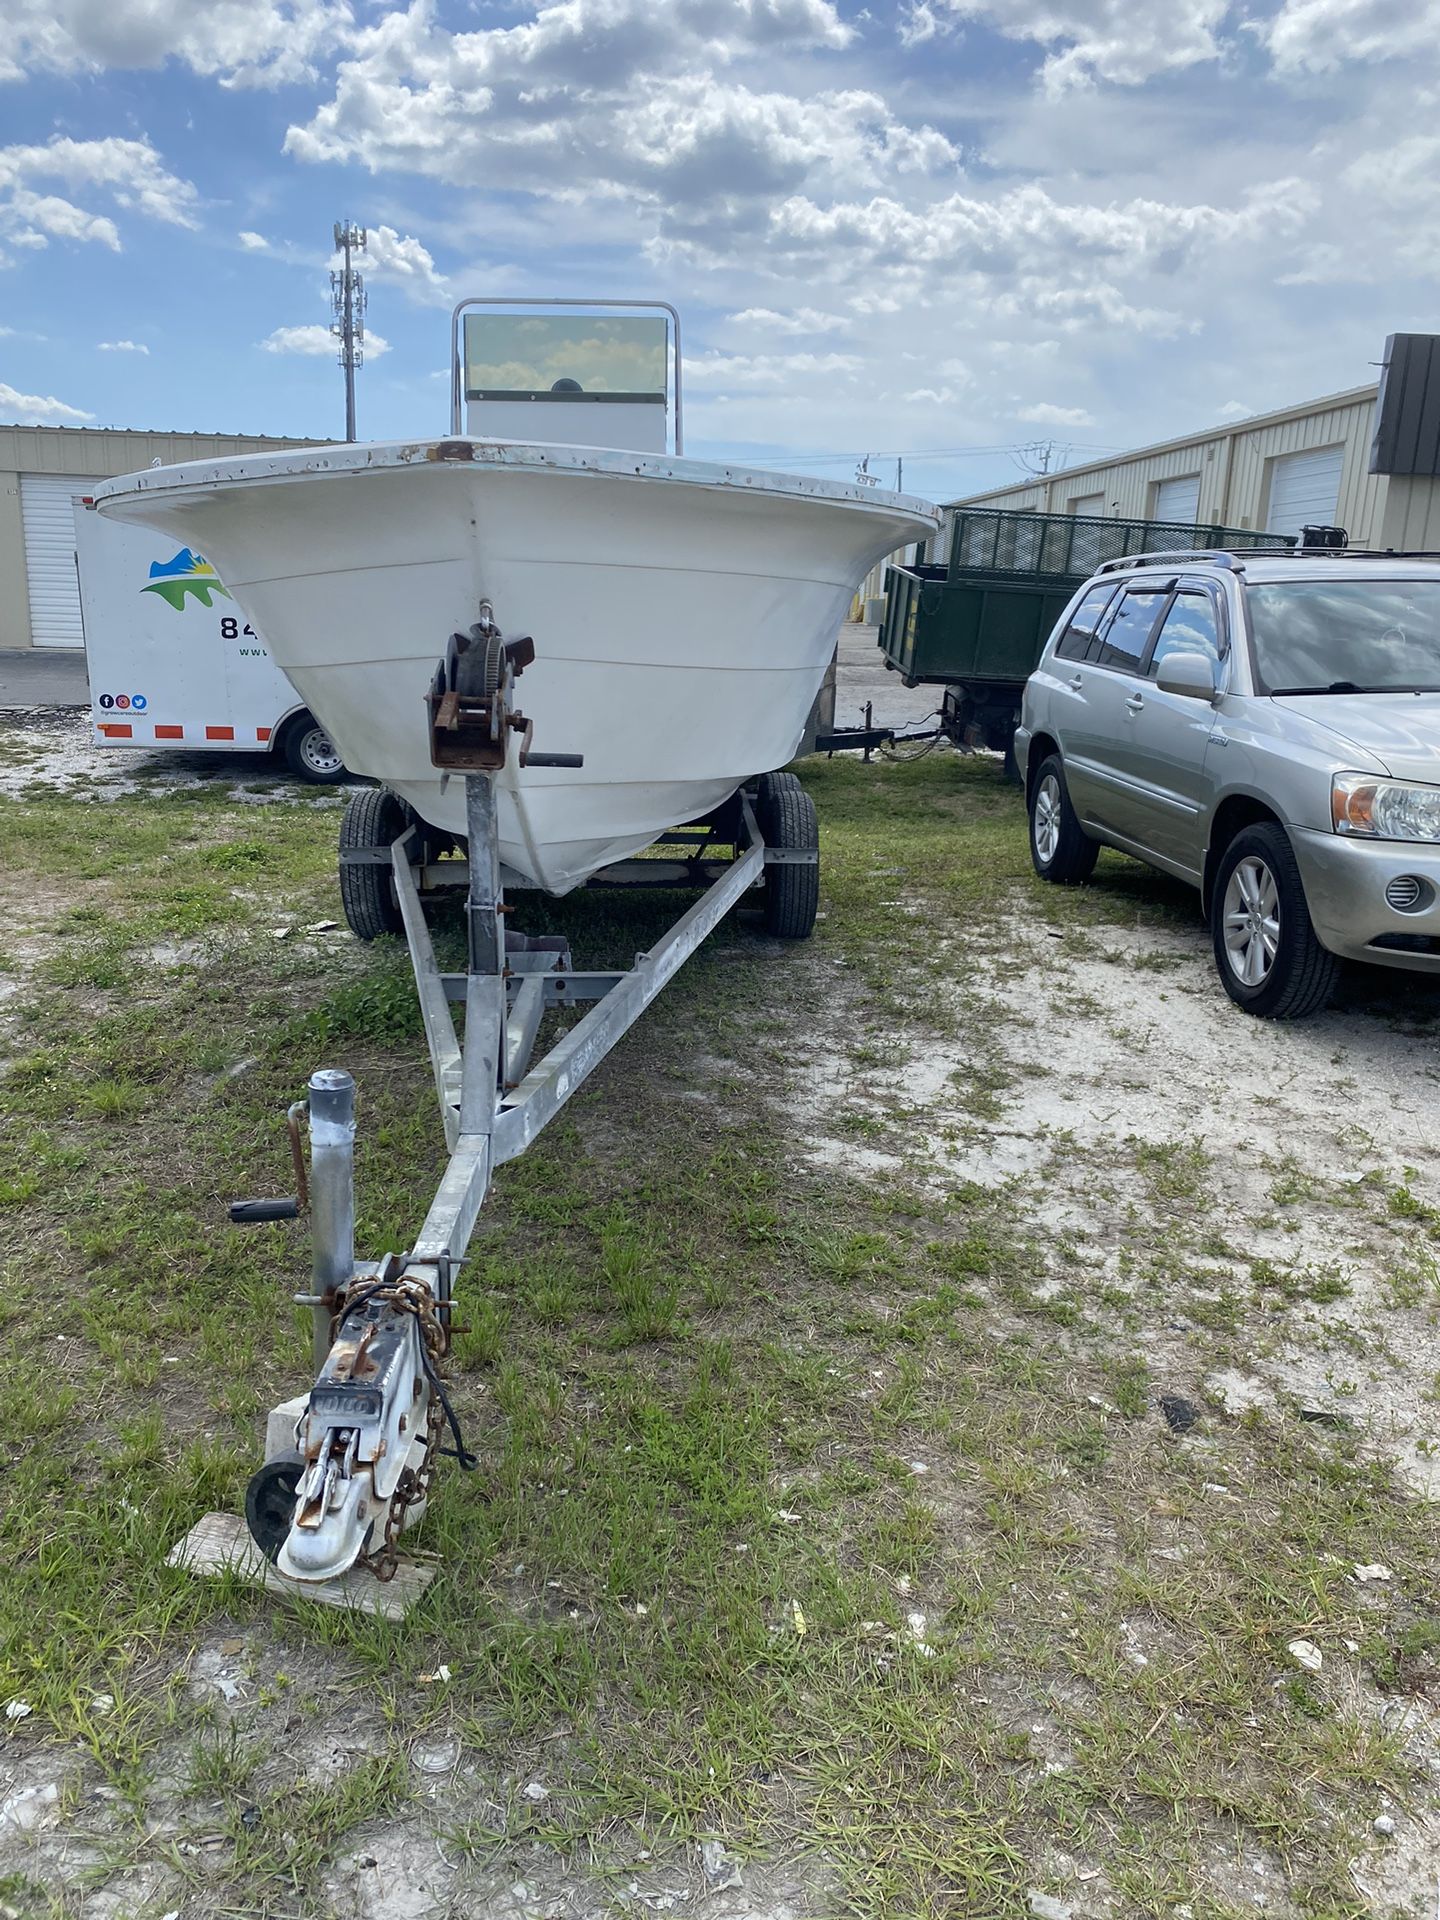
743,443,1025,466
739,440,1127,468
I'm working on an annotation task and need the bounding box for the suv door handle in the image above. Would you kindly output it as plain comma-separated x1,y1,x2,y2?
1067,673,1084,691
1125,692,1145,713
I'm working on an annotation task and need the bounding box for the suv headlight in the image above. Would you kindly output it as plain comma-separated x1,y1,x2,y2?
1332,772,1440,842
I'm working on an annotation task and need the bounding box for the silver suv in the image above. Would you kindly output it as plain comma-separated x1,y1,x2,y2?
1016,549,1440,1017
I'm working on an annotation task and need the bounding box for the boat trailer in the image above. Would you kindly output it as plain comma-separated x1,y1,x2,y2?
220,612,819,1598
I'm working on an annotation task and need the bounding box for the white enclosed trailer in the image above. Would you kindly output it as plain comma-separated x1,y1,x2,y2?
74,499,348,783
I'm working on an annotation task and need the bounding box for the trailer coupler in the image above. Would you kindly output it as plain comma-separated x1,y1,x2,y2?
277,1286,433,1583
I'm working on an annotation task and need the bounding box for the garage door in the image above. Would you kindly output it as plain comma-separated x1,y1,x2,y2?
1153,474,1201,523
21,473,104,648
1068,491,1106,516
1266,446,1343,539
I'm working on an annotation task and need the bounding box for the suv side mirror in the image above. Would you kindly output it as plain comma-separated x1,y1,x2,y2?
1155,650,1216,700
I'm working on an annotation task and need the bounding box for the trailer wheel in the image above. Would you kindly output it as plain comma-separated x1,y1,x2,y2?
339,787,408,940
280,710,347,784
757,770,819,939
244,1459,303,1565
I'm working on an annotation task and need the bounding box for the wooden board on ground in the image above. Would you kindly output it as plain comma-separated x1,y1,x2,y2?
167,1511,435,1621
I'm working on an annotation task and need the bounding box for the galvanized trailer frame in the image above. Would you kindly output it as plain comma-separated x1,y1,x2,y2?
387,773,783,1304
219,617,818,1595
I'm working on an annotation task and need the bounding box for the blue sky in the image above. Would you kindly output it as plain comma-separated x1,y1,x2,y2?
2,0,1438,503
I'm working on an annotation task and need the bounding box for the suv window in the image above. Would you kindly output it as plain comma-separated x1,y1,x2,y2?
1094,587,1169,673
1148,591,1222,677
1053,583,1116,662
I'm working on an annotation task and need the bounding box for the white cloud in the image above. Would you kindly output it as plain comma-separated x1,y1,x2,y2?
284,0,951,247
238,229,270,250
0,136,199,265
1018,401,1095,427
347,224,448,305
727,305,850,334
686,348,862,389
0,380,94,423
757,180,1300,287
1265,0,1440,73
259,323,389,356
1344,133,1440,207
1218,400,1252,419
909,0,1229,92
1335,133,1440,272
5,188,119,249
1012,282,1193,338
98,339,149,353
0,0,354,89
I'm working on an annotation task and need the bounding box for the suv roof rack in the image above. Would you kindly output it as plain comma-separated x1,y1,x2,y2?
1097,545,1440,576
1095,549,1246,573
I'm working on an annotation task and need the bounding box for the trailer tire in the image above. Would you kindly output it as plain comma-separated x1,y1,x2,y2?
339,787,408,940
280,710,347,784
757,770,819,939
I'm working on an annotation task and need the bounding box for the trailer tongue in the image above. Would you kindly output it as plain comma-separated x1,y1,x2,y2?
231,614,814,1588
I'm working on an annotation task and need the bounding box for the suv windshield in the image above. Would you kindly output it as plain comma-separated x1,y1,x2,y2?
1248,580,1440,694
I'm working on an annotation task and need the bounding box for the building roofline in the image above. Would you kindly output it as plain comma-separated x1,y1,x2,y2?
0,423,328,444
946,382,1380,509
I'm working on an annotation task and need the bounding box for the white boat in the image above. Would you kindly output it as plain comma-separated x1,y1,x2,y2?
92,437,937,891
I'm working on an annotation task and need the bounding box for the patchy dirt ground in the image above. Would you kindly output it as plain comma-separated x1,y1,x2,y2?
7,732,1440,1920
786,895,1440,1501
0,705,339,805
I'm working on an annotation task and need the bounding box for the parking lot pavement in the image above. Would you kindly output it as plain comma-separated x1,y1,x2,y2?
833,622,940,736
0,648,90,708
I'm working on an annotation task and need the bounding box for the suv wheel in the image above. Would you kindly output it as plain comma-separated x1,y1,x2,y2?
1029,754,1098,885
1210,822,1339,1019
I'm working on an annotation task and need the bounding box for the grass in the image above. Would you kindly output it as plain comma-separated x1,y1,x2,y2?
1,725,1438,1917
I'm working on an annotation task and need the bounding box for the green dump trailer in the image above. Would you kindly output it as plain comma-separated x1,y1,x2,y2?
879,507,1287,769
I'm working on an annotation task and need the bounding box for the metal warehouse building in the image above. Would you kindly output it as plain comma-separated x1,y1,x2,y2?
0,425,319,650
943,336,1440,557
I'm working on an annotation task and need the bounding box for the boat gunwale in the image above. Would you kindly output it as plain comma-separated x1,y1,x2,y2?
90,436,941,527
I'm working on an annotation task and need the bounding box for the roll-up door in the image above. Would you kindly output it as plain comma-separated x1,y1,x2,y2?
21,473,105,648
1266,446,1343,538
1153,474,1201,523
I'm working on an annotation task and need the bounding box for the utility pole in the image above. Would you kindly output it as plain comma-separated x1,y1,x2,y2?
896,456,903,492
330,221,367,443
1018,438,1056,478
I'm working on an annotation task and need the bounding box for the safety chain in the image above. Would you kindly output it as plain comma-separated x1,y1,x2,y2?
340,1276,456,1585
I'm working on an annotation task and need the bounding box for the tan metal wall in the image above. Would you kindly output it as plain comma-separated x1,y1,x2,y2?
0,425,322,648
948,386,1417,545
1378,474,1440,549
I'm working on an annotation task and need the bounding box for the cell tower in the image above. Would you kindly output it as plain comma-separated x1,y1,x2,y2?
330,221,368,443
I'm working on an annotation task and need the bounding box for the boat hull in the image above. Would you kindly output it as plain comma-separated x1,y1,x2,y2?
94,440,937,892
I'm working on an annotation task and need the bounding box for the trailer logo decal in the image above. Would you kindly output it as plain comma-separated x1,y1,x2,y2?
142,548,232,611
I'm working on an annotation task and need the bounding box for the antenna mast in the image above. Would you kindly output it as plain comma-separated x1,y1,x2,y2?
331,221,368,443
